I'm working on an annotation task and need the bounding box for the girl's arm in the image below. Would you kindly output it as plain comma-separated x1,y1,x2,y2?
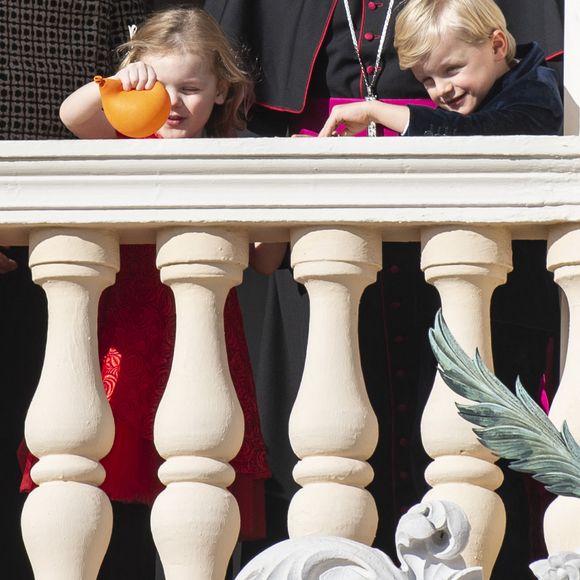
318,100,411,137
60,62,158,139
59,81,117,139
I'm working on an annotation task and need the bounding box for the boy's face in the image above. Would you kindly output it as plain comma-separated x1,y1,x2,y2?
411,30,510,116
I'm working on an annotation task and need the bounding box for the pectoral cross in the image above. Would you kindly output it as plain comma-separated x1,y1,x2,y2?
365,94,377,137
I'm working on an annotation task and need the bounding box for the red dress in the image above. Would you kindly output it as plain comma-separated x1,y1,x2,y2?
20,245,270,541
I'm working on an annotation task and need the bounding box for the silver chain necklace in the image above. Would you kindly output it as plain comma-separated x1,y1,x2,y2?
342,0,396,136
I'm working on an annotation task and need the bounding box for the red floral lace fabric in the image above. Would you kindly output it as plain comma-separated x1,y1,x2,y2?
21,245,270,540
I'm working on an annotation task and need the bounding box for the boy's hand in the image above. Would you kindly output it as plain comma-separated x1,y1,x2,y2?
114,62,158,92
318,102,374,137
319,100,409,136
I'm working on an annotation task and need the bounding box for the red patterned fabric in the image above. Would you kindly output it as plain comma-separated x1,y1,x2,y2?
21,245,270,540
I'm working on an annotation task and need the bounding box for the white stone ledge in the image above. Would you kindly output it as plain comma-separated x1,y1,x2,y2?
1,136,579,244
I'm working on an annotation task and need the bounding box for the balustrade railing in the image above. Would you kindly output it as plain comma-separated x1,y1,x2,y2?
3,135,580,578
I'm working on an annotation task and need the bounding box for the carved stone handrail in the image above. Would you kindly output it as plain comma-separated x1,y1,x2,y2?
2,137,580,245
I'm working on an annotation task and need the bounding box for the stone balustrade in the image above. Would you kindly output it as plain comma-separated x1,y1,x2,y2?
3,135,580,579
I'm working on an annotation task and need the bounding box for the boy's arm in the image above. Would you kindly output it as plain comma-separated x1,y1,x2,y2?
59,81,117,139
406,102,561,137
319,100,411,137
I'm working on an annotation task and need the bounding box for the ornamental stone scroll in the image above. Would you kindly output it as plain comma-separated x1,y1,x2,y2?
237,500,483,580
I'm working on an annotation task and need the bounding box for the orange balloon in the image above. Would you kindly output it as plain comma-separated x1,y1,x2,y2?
95,75,171,138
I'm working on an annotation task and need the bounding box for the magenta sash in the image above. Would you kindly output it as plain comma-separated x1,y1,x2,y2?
292,97,435,137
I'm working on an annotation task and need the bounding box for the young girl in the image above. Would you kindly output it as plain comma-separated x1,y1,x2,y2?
20,7,270,542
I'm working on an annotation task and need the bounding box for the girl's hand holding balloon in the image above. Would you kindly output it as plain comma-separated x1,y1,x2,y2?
113,61,158,92
94,67,170,138
60,61,169,139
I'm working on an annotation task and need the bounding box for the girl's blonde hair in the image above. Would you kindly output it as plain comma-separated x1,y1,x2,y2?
394,0,516,70
118,7,254,137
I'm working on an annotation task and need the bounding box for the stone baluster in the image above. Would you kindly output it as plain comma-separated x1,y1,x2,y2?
420,227,512,579
152,227,247,580
21,229,119,580
287,226,382,545
544,225,580,553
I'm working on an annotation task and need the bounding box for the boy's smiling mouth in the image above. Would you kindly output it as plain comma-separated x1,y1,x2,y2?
442,94,466,109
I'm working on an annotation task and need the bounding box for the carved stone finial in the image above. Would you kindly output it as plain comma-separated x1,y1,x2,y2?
396,501,473,576
236,500,483,579
530,551,580,579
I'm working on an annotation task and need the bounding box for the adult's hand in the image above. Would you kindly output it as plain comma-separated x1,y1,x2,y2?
249,242,288,275
0,249,17,273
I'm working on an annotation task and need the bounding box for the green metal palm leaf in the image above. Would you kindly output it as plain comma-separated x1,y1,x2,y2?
429,309,580,498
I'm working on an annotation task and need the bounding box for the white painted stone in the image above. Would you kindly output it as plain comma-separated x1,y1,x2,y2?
544,226,580,555
2,92,580,576
420,227,511,578
237,501,483,580
151,227,247,580
287,226,381,544
3,137,580,245
531,551,580,579
22,229,118,580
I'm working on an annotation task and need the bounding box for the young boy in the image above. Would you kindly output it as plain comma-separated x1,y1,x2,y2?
319,0,563,137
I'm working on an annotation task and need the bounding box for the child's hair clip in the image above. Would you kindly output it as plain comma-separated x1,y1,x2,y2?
128,24,138,40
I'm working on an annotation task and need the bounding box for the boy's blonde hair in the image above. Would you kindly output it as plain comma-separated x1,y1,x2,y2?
118,8,254,137
394,0,516,70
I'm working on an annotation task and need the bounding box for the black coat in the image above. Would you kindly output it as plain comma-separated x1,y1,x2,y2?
204,0,563,125
205,0,336,111
204,0,427,136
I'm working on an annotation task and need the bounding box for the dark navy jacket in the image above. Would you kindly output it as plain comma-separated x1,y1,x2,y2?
406,42,563,136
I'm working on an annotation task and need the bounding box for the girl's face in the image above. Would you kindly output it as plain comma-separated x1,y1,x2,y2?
143,51,225,139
